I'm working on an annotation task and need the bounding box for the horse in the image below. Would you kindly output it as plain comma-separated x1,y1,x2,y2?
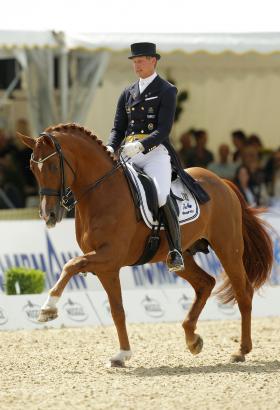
18,123,273,367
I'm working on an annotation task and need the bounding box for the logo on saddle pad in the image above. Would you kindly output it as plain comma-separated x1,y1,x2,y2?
63,298,88,322
141,295,165,318
0,306,8,325
22,300,41,323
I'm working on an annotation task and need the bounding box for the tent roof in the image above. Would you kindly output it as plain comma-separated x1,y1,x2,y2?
65,32,280,54
1,30,280,54
0,30,61,50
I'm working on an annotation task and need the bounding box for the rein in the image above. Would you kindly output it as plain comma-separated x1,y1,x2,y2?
31,132,123,212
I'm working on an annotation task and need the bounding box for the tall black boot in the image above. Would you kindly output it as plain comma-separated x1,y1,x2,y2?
160,196,185,272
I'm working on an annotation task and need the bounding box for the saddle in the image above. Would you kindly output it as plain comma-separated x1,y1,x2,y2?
122,162,210,266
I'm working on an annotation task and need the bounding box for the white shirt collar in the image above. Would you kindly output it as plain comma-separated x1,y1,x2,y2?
139,72,157,93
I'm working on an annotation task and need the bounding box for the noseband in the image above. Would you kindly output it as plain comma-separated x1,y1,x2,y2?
31,132,76,212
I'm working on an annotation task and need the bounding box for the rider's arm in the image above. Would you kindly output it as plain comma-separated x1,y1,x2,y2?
140,85,177,154
107,90,128,152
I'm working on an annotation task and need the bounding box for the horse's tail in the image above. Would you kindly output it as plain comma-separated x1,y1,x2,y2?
217,179,273,304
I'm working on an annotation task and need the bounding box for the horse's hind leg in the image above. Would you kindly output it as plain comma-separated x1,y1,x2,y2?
177,252,216,355
212,239,254,362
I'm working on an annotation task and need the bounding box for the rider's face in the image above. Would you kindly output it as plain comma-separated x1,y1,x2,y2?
131,56,157,79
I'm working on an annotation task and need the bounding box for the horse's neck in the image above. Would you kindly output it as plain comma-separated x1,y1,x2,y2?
67,137,114,188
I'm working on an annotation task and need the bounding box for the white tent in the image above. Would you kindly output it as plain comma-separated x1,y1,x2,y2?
1,31,280,152
67,33,280,152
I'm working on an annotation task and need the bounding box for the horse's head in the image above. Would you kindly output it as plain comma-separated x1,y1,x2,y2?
18,131,75,228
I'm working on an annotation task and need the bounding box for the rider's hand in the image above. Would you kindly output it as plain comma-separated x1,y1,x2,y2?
122,141,144,158
106,145,114,154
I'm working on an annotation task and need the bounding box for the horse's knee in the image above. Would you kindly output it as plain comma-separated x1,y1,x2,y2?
64,256,88,273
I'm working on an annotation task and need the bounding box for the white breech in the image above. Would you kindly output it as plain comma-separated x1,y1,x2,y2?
129,144,172,207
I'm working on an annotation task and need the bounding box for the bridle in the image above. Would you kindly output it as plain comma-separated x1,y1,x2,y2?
31,132,123,212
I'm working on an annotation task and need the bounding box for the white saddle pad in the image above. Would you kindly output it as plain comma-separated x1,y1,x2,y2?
127,163,200,229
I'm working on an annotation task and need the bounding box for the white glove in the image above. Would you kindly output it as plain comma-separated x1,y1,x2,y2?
106,145,114,154
122,141,144,158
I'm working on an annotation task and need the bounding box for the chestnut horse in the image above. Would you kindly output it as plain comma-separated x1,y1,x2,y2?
18,123,273,367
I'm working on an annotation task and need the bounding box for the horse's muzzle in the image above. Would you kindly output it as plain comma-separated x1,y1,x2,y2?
45,211,57,228
41,204,65,228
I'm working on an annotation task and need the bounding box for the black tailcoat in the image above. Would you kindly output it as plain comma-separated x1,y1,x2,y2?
108,75,209,204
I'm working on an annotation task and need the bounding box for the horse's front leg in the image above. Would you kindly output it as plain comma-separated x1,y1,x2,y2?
38,247,114,322
98,272,132,368
38,254,89,322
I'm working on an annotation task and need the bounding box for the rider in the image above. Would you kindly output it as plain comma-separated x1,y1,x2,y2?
107,42,184,271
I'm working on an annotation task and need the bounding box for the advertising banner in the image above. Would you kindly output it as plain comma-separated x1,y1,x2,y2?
0,286,279,331
0,210,279,294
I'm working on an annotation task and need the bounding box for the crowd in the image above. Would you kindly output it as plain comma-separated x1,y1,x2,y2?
0,119,37,209
0,120,280,210
177,128,280,208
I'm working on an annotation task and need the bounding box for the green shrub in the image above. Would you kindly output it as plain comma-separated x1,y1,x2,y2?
4,267,45,295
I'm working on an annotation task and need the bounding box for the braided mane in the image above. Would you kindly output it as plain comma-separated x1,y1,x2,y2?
45,123,116,163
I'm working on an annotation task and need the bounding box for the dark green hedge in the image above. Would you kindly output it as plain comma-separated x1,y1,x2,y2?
5,267,45,295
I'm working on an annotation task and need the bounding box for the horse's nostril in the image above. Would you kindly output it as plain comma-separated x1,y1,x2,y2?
50,211,56,219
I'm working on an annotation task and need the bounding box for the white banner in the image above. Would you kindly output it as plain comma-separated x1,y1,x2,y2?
0,209,279,294
0,286,279,331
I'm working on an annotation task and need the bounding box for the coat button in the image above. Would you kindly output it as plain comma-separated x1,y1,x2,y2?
132,107,135,111
132,131,135,135
141,130,144,133
141,106,144,110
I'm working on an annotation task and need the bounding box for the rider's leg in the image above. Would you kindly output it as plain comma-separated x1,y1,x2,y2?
131,145,184,271
160,195,185,271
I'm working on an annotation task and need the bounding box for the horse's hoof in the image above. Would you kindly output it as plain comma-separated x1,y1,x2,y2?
188,335,203,355
108,359,125,368
230,353,245,363
37,308,58,323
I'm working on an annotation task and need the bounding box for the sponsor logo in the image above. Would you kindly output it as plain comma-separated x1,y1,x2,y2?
0,306,8,325
22,300,41,323
217,302,236,316
63,298,88,322
178,294,193,311
182,202,194,215
141,295,164,318
0,231,86,293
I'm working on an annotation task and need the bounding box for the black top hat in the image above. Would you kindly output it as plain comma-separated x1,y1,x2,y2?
128,42,161,60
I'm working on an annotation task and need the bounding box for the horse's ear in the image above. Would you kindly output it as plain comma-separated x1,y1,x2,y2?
16,132,35,149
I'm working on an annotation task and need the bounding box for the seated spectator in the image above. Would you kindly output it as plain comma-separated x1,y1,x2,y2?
265,148,280,207
207,144,237,180
247,133,271,167
231,130,247,162
241,142,269,206
177,128,194,167
234,165,257,206
184,129,214,168
12,118,37,197
0,163,25,208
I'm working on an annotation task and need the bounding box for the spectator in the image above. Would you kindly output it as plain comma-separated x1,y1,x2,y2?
207,143,237,180
241,142,269,206
0,162,25,208
184,129,214,168
265,148,280,206
234,165,257,206
13,118,37,197
177,128,194,167
247,133,271,167
231,130,247,162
